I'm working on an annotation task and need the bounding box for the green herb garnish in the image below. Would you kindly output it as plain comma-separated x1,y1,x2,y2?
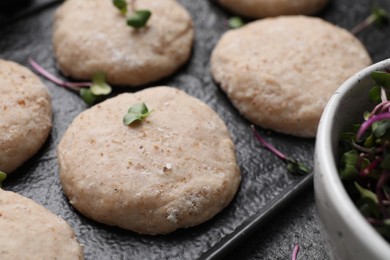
29,58,112,106
127,10,152,29
112,0,152,29
351,5,389,35
90,72,112,95
79,72,112,105
371,71,390,88
80,88,99,106
0,171,7,188
251,125,310,176
340,69,390,241
123,103,152,125
113,0,127,15
228,16,244,29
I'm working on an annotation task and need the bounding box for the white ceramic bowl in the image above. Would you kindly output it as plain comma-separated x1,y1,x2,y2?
315,59,390,260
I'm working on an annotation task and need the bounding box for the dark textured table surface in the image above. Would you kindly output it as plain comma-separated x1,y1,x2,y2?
1,0,390,259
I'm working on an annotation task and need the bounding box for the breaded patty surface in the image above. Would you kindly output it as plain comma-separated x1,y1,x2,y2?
211,16,371,137
58,87,241,235
0,59,52,173
53,0,194,86
0,189,83,259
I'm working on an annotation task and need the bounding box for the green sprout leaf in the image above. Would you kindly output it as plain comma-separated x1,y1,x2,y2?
228,16,244,29
113,0,127,15
372,120,390,139
340,150,359,180
372,5,389,26
369,85,382,102
341,131,357,142
364,134,374,147
363,111,371,120
90,72,112,96
79,72,111,106
286,158,310,176
372,71,390,88
355,182,380,217
123,103,152,125
127,10,152,29
0,171,7,188
80,88,98,106
112,0,152,29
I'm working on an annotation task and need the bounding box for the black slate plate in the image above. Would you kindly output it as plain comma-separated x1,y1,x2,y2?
1,0,390,259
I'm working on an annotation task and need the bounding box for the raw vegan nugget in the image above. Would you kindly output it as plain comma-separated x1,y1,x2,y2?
0,59,52,173
0,189,83,259
57,87,241,235
211,16,371,137
53,0,194,86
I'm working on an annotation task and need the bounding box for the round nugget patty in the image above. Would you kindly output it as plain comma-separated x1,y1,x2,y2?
57,87,241,235
0,59,52,173
217,0,329,18
0,189,83,259
211,16,371,137
53,0,194,86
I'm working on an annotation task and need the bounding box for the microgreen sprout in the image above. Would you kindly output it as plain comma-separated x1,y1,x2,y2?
29,58,112,105
113,0,127,15
228,16,244,29
123,103,152,126
251,125,309,176
0,171,7,188
351,5,389,35
340,69,390,241
291,243,300,260
127,10,152,28
112,0,152,29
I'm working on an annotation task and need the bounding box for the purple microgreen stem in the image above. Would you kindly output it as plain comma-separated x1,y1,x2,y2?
370,100,390,117
291,243,300,260
29,58,91,91
351,141,376,153
251,125,286,161
251,125,309,175
360,157,382,177
357,112,390,140
382,101,390,112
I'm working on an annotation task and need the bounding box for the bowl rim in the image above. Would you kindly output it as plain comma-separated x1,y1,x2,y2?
316,58,390,255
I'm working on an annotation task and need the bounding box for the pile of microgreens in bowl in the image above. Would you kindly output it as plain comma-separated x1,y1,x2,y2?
340,70,390,241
